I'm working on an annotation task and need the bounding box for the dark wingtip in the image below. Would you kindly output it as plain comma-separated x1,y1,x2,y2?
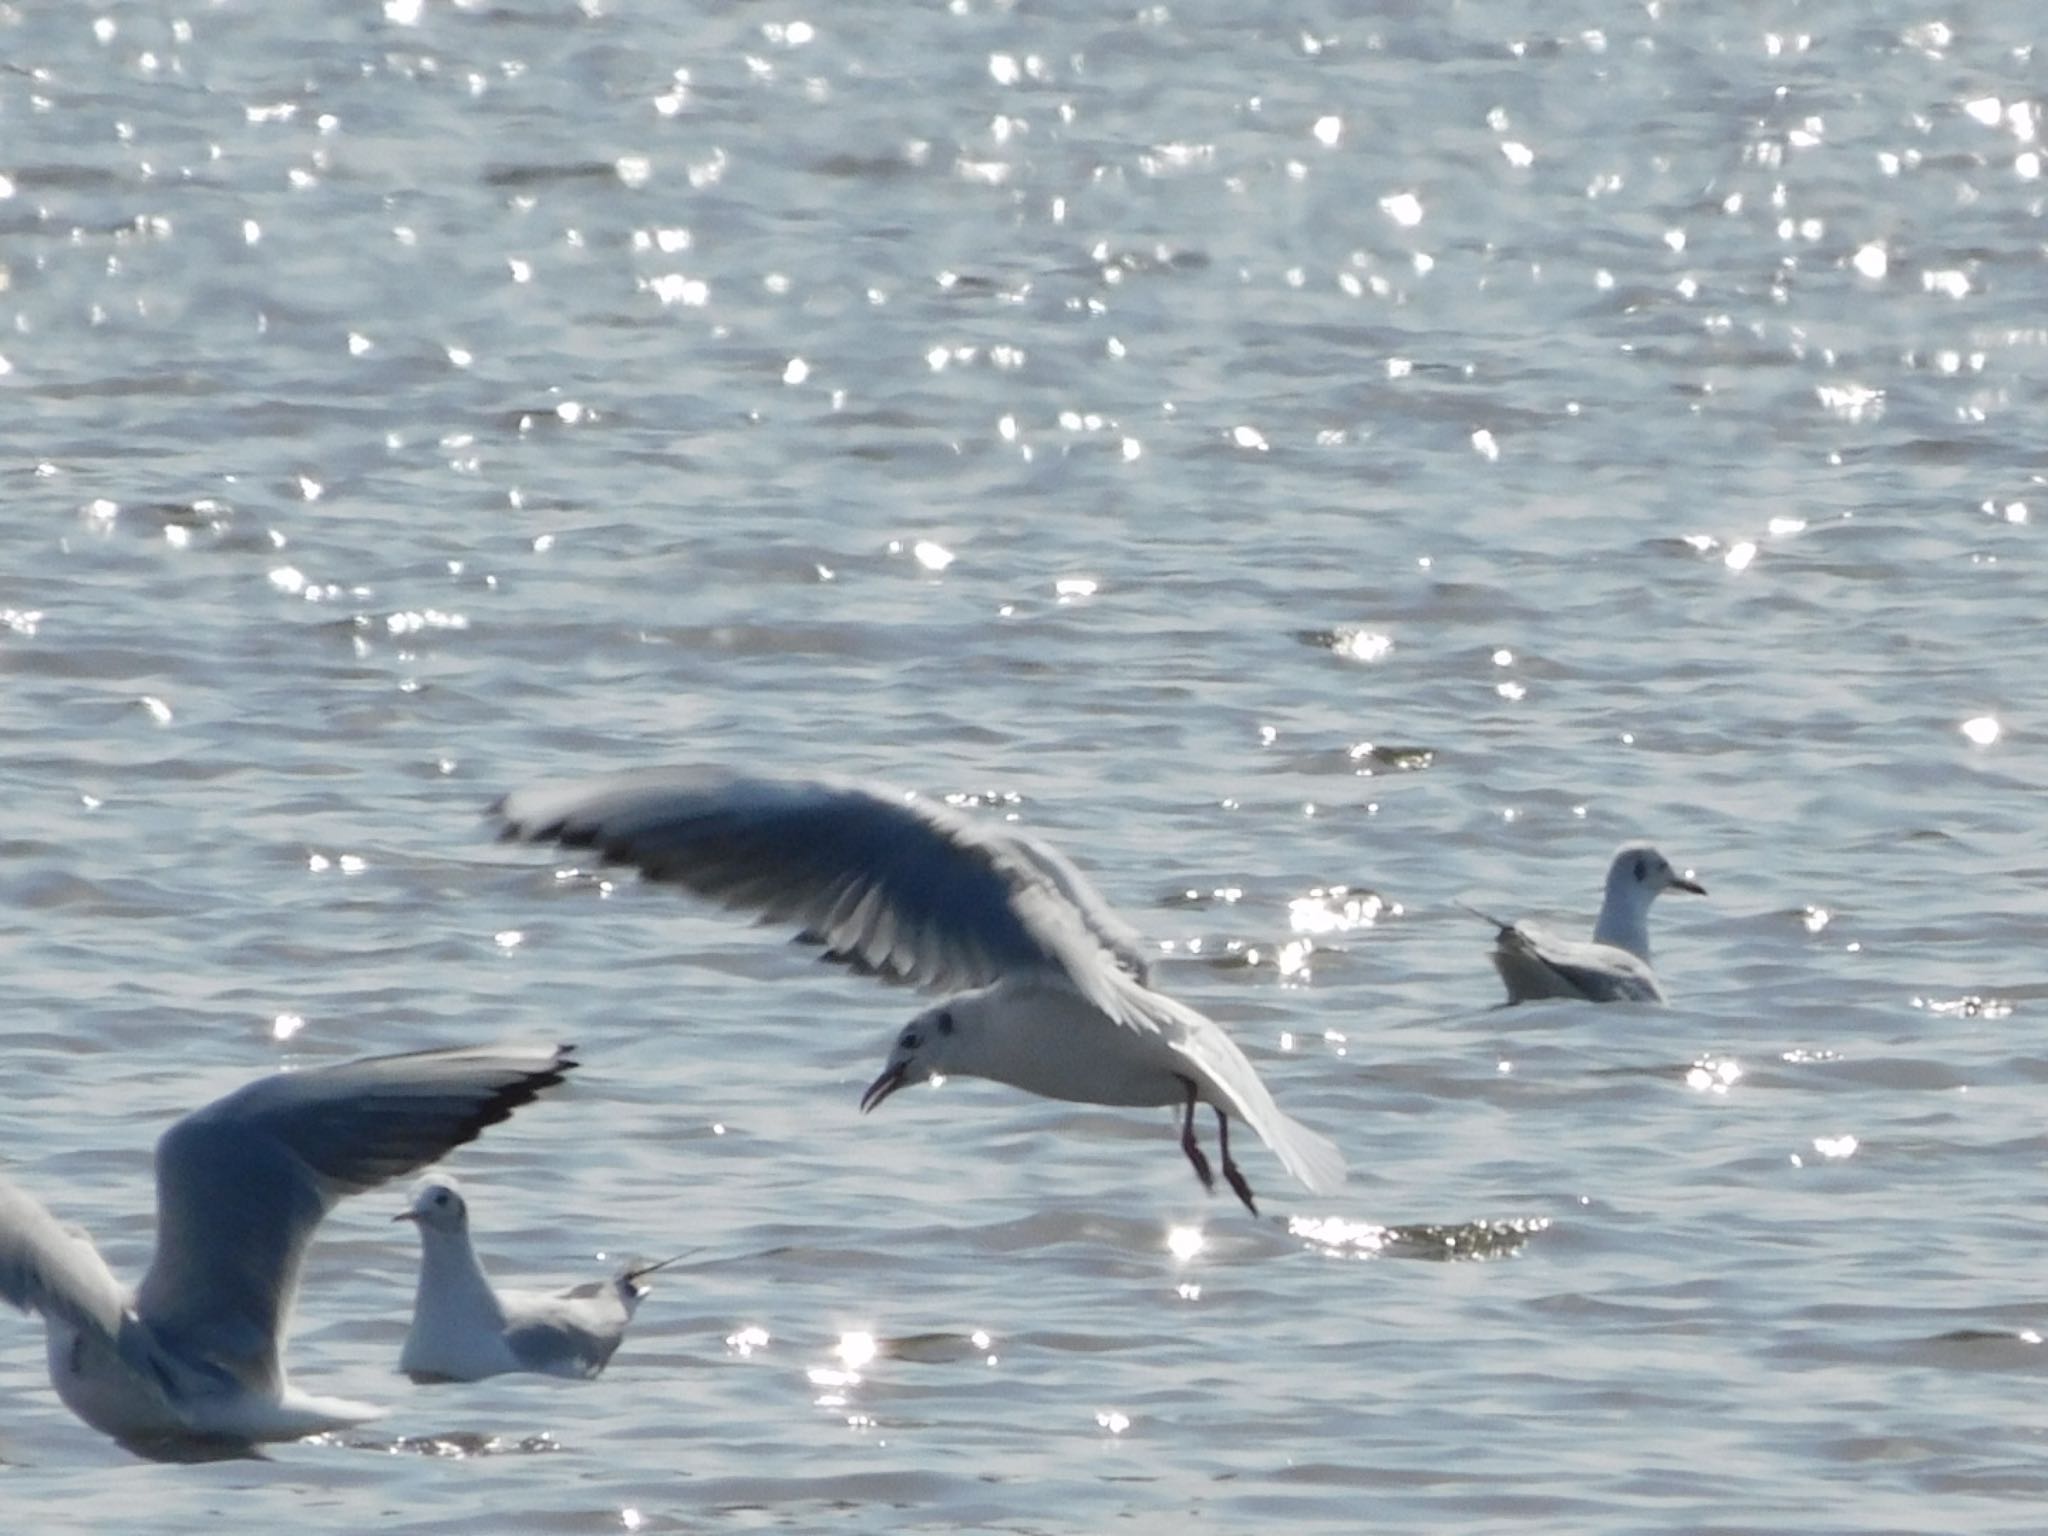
487,793,536,843
446,1043,582,1154
488,787,577,846
1454,899,1512,936
622,1249,693,1285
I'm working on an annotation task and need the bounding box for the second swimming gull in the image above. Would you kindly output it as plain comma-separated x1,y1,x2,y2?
493,768,1346,1214
0,1042,576,1456
1466,842,1706,1004
396,1174,678,1382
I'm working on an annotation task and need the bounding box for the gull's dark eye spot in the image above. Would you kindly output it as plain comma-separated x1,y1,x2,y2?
902,1030,923,1051
1632,856,1647,882
434,1191,450,1206
935,1010,954,1037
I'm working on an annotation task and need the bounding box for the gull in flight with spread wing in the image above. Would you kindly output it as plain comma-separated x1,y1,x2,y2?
0,1042,575,1456
1465,843,1706,1004
493,768,1345,1214
396,1174,679,1383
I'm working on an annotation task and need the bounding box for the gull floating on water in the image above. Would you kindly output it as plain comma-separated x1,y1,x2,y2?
1466,843,1705,1004
493,768,1345,1213
0,1042,575,1455
396,1174,678,1383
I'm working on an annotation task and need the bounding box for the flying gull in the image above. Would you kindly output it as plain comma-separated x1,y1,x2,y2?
493,768,1345,1213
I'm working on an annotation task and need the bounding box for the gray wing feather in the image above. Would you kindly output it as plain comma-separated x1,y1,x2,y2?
0,1177,131,1341
494,769,1150,1010
500,1320,615,1378
500,1287,631,1378
1001,832,1151,984
136,1043,576,1393
1492,922,1665,1004
0,1178,181,1393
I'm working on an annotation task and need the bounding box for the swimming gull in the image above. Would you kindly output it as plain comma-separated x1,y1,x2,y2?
493,768,1345,1213
1466,843,1705,1004
396,1173,678,1382
0,1042,575,1454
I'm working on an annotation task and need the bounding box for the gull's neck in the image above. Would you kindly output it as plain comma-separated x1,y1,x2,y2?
1592,871,1655,960
413,1227,506,1331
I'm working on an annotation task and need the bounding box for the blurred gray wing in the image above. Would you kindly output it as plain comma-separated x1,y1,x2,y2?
494,769,1153,1015
1492,922,1665,1004
996,833,1150,985
0,1177,130,1343
501,1287,631,1378
135,1043,577,1394
0,1177,186,1397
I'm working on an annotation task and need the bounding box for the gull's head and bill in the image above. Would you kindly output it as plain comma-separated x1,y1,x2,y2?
396,1172,673,1383
1599,843,1706,938
1469,841,1706,1005
859,1002,963,1113
494,768,1347,1214
394,1174,471,1237
0,1042,575,1458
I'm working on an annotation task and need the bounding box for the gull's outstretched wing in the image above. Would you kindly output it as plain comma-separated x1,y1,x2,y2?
0,1178,133,1345
494,768,1153,1014
135,1043,577,1395
0,1177,191,1404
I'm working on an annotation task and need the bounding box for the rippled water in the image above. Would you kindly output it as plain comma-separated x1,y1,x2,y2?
3,0,2046,1528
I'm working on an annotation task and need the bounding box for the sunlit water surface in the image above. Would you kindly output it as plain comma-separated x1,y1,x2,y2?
3,1,2046,1530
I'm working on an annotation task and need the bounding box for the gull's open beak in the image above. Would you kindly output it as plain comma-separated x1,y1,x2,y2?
1671,873,1707,895
391,1210,421,1223
859,1061,908,1114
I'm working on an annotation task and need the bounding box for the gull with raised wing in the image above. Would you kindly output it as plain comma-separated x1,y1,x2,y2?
0,1042,575,1456
396,1174,677,1383
1467,843,1706,1004
493,768,1345,1214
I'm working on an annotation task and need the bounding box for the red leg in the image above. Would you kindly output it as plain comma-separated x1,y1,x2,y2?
1215,1107,1258,1215
1177,1076,1215,1192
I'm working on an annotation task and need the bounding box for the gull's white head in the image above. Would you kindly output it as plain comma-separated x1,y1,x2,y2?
395,1175,471,1236
1594,842,1705,959
1605,843,1706,904
860,1000,968,1113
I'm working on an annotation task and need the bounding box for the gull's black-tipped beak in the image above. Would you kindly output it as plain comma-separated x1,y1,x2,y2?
860,1060,908,1114
1671,873,1707,895
391,1210,421,1224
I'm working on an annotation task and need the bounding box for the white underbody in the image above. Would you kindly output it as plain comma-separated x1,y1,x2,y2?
927,975,1347,1196
959,979,1216,1108
46,1320,378,1447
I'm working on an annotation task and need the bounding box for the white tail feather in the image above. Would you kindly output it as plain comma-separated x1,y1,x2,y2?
1259,1111,1347,1196
1135,981,1349,1196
